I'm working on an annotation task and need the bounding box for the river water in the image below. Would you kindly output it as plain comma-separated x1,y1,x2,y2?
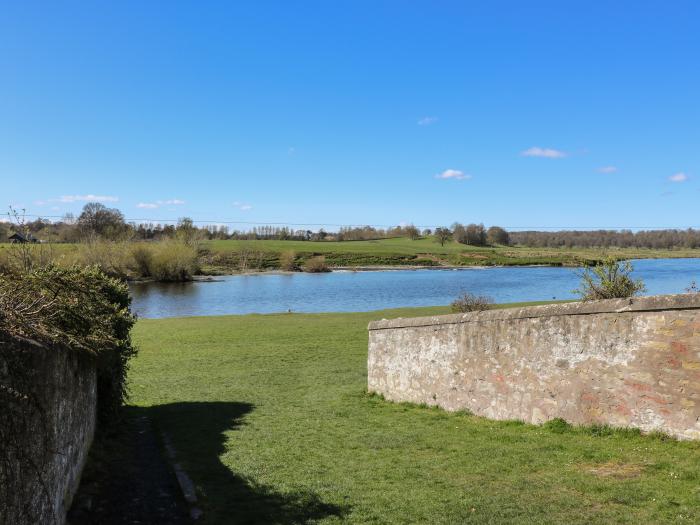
129,258,700,318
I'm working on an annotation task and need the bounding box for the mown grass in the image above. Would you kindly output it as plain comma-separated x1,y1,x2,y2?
201,237,700,272
130,305,700,524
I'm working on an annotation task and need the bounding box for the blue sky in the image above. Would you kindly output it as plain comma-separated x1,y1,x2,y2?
1,1,699,230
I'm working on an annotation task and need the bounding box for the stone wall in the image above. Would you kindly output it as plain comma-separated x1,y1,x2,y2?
0,334,97,525
368,294,700,440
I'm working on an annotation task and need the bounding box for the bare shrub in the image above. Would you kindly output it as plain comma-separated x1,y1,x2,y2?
57,240,197,281
303,256,330,273
450,292,494,313
146,240,199,281
278,250,298,271
574,257,646,300
65,241,133,279
130,243,154,277
4,207,55,272
238,247,265,272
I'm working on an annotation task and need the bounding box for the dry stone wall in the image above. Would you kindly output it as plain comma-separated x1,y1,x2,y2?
0,334,97,525
368,294,700,439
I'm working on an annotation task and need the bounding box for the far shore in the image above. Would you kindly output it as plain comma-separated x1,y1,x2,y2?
127,263,572,283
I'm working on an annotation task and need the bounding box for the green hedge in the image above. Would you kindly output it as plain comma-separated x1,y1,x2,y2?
0,265,137,421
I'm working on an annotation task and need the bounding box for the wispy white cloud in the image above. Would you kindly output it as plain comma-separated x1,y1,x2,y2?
418,116,438,126
234,201,253,211
521,147,567,159
598,166,618,173
288,146,296,155
136,199,185,209
56,194,119,203
435,169,471,180
669,172,688,183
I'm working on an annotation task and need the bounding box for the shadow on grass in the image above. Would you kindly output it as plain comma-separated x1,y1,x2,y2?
139,401,348,525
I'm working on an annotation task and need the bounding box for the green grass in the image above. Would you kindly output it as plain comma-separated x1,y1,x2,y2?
130,305,700,524
206,237,470,255
201,237,700,273
4,238,700,275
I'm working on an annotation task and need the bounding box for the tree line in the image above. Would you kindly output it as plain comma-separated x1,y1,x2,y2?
3,203,700,250
509,229,700,249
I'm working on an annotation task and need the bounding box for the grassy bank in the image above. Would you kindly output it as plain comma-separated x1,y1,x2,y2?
4,237,700,276
200,237,700,273
130,305,700,524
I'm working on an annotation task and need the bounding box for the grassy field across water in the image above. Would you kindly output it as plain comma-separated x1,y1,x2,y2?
129,304,700,524
200,237,700,273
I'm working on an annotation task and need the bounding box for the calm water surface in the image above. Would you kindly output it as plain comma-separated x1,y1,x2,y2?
129,258,700,318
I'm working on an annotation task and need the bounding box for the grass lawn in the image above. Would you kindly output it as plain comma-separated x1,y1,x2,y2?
130,305,700,524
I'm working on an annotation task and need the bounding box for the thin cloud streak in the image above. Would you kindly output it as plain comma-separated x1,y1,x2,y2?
56,194,119,203
521,147,567,158
234,201,253,211
669,172,688,183
435,169,471,180
136,199,185,209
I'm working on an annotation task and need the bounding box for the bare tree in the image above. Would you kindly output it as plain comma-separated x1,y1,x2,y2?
487,226,510,245
452,223,466,244
78,202,128,240
435,227,452,246
404,224,420,240
6,207,34,271
464,223,487,246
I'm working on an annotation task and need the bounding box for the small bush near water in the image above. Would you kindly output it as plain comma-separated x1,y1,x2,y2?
278,250,299,271
450,292,494,313
574,257,646,300
142,240,199,281
303,255,331,273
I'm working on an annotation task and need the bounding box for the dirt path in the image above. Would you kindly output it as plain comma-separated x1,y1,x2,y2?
67,409,191,525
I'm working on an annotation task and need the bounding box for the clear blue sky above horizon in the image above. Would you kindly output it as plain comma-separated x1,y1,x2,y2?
1,1,698,230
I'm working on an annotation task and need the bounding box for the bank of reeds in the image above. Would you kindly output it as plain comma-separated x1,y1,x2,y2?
0,240,199,282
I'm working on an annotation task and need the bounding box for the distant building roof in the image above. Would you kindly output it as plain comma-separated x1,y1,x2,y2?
8,232,36,243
